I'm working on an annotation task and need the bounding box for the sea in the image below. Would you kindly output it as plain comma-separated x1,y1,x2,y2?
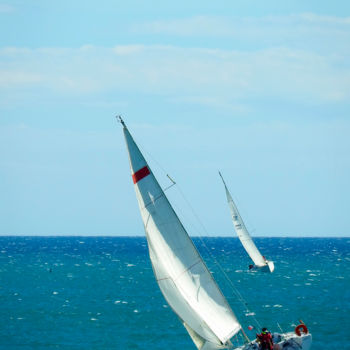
0,236,349,349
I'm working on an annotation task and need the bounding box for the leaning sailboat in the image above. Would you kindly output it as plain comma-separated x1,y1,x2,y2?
119,118,311,350
219,172,274,273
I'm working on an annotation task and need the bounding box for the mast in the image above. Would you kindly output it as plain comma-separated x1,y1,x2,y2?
219,171,267,268
120,119,242,348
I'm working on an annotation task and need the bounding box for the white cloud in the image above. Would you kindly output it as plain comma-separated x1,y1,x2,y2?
0,70,43,86
133,13,350,37
132,14,350,57
0,44,349,108
113,45,145,55
133,16,236,37
1,13,349,109
297,13,350,25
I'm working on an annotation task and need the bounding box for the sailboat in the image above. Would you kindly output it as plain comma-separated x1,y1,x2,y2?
119,117,311,350
219,172,274,273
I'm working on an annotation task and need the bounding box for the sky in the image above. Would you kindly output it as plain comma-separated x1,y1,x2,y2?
1,0,349,237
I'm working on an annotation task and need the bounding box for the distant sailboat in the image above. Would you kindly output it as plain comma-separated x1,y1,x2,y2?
219,172,274,273
119,117,311,350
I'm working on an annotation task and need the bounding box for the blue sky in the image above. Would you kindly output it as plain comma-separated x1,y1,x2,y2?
1,1,349,236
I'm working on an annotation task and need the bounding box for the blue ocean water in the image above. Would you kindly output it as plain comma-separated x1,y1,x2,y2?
0,237,349,349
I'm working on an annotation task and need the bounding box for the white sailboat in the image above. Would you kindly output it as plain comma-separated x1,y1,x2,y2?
119,117,311,350
219,172,274,273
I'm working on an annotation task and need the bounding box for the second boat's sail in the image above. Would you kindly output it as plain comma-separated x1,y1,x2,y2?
121,119,242,349
219,172,274,273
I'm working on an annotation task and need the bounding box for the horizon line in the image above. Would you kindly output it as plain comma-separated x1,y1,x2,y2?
0,234,348,238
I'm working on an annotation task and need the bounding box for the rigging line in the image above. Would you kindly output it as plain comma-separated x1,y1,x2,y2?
277,322,284,333
123,126,175,185
137,142,170,177
142,192,165,209
173,182,262,330
175,260,202,281
170,185,261,330
163,182,176,192
136,141,179,193
129,134,261,329
163,190,262,332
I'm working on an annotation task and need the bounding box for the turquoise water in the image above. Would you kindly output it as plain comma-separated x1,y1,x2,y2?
0,237,349,349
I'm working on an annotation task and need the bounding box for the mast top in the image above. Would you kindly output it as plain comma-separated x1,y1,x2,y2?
218,171,227,188
116,115,126,127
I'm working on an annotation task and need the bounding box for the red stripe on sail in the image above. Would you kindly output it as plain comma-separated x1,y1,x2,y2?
132,166,150,184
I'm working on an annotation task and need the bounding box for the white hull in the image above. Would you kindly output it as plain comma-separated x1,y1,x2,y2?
195,331,311,350
250,260,274,273
236,332,312,350
266,261,275,273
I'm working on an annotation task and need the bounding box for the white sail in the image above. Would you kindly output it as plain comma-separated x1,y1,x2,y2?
121,120,241,348
219,172,267,268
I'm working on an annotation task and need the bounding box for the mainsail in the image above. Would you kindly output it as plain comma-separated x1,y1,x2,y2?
121,119,241,349
219,172,269,269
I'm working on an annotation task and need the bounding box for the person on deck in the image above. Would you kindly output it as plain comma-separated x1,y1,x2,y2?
256,328,274,350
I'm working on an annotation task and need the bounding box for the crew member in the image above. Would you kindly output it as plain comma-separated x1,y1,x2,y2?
256,328,273,350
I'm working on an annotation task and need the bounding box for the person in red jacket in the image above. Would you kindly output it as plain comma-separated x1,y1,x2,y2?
256,328,274,350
